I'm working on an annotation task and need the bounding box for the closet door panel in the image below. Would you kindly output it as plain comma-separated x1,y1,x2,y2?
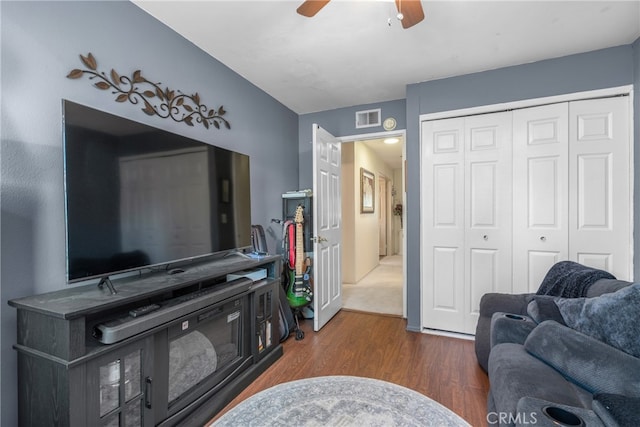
529,251,562,292
576,253,612,272
421,118,466,332
577,154,611,229
464,112,512,333
569,97,631,280
469,162,497,227
432,247,461,310
434,164,460,227
513,103,568,294
469,248,498,322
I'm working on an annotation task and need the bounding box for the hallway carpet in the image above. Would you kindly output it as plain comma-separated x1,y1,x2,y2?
341,255,403,316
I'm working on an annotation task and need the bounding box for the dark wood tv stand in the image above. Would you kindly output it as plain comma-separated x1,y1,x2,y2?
9,254,283,427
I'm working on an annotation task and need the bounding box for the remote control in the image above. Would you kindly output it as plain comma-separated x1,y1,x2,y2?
129,304,161,318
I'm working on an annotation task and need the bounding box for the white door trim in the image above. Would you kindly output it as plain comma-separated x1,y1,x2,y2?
337,129,407,144
419,85,634,122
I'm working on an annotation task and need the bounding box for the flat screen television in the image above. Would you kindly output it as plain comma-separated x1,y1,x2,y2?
63,100,252,282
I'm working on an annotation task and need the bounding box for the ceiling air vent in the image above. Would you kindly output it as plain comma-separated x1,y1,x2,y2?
355,108,381,129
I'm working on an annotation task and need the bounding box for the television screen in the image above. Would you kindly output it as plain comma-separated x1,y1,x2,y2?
63,100,251,282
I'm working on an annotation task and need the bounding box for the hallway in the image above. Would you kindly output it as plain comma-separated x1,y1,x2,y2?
341,255,403,316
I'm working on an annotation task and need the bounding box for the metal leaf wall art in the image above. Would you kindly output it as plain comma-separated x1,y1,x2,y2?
67,53,230,130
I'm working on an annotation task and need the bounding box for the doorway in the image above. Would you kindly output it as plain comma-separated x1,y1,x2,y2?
338,132,406,317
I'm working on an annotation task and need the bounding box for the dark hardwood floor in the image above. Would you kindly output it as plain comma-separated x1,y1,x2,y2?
207,310,490,426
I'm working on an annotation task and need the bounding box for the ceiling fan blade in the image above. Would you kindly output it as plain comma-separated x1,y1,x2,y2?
395,0,425,29
297,0,331,17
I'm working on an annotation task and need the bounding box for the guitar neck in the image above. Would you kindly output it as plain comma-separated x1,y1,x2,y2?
295,223,304,275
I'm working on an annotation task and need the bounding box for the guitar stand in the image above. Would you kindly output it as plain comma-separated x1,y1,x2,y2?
292,308,305,340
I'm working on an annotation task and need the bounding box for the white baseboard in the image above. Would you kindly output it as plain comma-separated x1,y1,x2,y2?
422,328,475,341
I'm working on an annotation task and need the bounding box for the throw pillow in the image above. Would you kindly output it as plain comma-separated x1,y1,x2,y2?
527,296,566,325
555,283,640,358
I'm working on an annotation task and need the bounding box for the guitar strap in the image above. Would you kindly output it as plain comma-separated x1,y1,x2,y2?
284,220,295,270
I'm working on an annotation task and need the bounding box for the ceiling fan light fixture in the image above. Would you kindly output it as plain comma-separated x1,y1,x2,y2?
297,0,424,29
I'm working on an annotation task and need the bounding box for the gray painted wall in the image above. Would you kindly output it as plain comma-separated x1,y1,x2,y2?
1,2,298,425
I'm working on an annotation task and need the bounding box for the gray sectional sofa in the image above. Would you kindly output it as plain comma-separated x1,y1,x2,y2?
475,261,640,426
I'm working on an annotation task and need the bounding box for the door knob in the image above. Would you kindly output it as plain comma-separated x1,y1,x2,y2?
483,235,488,241
540,236,546,242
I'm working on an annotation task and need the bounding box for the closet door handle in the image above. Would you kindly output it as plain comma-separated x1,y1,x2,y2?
540,236,546,242
483,235,488,241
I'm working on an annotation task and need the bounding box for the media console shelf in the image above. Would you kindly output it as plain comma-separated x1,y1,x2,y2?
9,254,283,427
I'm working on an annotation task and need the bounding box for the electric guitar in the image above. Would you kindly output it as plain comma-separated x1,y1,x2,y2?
286,205,313,308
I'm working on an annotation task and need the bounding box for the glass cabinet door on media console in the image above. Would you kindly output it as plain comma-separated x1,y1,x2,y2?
253,281,275,361
86,337,154,427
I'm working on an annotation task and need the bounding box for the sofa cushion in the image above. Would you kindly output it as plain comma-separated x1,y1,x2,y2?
488,343,587,420
586,278,632,297
524,321,640,397
555,283,640,358
526,296,566,325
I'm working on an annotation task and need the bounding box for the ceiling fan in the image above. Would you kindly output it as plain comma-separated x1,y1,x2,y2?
297,0,425,29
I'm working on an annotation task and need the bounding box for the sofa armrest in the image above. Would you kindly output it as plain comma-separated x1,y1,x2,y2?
490,312,537,348
593,394,640,427
475,293,535,372
479,292,534,317
524,321,640,398
516,397,604,427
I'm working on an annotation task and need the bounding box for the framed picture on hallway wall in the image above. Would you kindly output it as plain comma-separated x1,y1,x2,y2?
360,168,375,213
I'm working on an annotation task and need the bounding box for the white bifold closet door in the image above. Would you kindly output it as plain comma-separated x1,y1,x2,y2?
422,95,631,335
421,118,466,333
568,97,631,279
512,97,632,293
512,103,569,294
421,112,513,334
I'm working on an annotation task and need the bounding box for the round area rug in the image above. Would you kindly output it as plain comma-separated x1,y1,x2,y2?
213,375,470,426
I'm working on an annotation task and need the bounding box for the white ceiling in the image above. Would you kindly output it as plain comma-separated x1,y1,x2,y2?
359,137,405,169
133,0,639,115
